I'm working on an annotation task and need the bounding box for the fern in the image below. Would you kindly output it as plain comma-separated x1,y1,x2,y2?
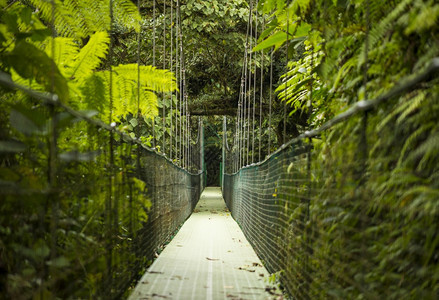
29,0,87,39
405,2,439,35
396,90,426,125
397,122,434,167
412,130,439,172
138,89,159,119
63,0,108,35
276,46,323,113
357,0,412,69
44,37,79,78
94,65,176,121
69,31,110,81
376,100,409,131
290,0,311,15
79,73,107,113
113,0,141,33
29,0,140,40
113,64,177,93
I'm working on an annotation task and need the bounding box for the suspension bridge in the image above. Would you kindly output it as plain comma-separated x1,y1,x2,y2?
1,0,439,299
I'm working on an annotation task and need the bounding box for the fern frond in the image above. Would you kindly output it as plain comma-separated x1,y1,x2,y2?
94,65,165,120
357,0,412,69
415,132,439,172
376,89,426,132
141,90,159,119
44,37,79,78
112,71,133,119
112,64,177,93
63,0,109,35
10,69,43,91
79,73,108,113
397,122,434,167
29,0,140,40
406,129,439,170
69,31,109,81
290,0,311,15
113,0,141,33
29,0,88,39
396,91,426,125
413,43,439,72
405,3,439,35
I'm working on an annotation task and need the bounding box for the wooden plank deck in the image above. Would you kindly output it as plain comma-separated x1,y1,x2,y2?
128,187,280,300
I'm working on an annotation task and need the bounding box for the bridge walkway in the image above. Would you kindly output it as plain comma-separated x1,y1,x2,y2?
129,187,279,300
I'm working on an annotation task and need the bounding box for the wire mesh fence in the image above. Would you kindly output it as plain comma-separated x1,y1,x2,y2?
0,83,203,298
223,59,439,299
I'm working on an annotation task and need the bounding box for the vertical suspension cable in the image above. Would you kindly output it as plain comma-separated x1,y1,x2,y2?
107,0,115,290
283,1,290,145
252,0,258,164
162,0,166,154
182,69,186,169
241,0,251,168
268,49,273,155
243,63,247,167
240,78,245,168
247,0,253,165
243,60,248,166
237,40,246,171
238,4,251,169
152,0,156,148
136,0,141,133
259,18,265,162
169,1,173,159
181,69,185,169
237,77,243,171
235,100,239,172
135,0,142,202
179,4,183,166
186,94,189,170
175,0,179,163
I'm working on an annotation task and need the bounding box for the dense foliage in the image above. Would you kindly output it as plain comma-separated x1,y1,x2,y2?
0,0,438,298
223,0,439,298
0,0,179,298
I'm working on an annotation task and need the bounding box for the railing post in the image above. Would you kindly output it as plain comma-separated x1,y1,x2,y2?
200,118,205,188
222,116,227,190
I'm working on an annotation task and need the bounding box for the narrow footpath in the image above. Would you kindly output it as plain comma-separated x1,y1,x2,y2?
129,187,280,300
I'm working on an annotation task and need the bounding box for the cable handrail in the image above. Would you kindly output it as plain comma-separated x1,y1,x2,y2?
226,57,439,174
0,71,203,176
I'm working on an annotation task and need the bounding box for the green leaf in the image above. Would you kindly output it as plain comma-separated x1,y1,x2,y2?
30,29,52,42
20,7,32,26
33,240,50,260
69,31,109,81
2,11,19,34
253,30,287,52
46,256,70,268
254,22,311,52
8,41,69,101
295,22,311,37
129,118,138,127
258,18,279,41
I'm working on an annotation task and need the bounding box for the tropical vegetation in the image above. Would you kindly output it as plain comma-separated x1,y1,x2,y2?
0,0,438,298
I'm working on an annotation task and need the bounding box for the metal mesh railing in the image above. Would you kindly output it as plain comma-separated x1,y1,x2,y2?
223,59,439,299
0,76,203,299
